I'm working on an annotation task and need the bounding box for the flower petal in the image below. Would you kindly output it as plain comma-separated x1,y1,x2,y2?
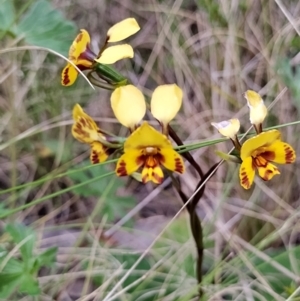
211,119,240,139
72,104,100,144
110,85,146,128
107,18,140,42
257,162,280,181
159,148,185,174
240,130,281,161
124,122,172,150
115,149,144,176
90,141,109,164
239,157,255,189
261,140,296,164
141,166,164,184
244,90,267,126
69,29,91,61
150,84,183,125
95,44,134,64
61,63,78,86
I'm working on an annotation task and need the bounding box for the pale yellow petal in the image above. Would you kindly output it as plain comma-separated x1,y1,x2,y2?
150,84,183,125
107,18,140,42
211,119,240,139
115,149,144,176
159,148,185,174
124,122,172,150
240,130,281,161
244,90,267,125
95,44,134,64
110,85,146,128
239,156,255,189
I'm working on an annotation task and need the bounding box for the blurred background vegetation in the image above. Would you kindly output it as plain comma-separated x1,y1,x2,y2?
1,0,300,300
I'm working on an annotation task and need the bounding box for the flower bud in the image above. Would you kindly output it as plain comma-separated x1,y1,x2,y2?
211,119,240,140
244,90,267,131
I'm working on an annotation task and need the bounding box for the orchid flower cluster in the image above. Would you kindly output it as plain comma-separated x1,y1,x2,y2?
62,18,296,190
72,84,185,184
212,91,296,189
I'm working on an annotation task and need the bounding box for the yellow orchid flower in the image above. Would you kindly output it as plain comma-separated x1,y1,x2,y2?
116,122,185,184
62,30,96,86
244,90,267,133
150,84,183,133
62,18,140,86
239,129,296,189
110,85,146,130
72,104,109,163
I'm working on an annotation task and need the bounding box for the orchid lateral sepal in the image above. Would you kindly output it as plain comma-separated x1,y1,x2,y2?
215,150,242,164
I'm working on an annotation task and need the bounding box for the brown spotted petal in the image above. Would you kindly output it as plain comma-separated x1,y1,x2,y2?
261,140,296,164
72,104,101,144
115,149,144,177
256,161,280,181
90,142,109,164
159,148,185,174
239,157,255,189
141,165,164,184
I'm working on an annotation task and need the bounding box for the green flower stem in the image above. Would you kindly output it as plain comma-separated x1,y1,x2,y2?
94,63,128,86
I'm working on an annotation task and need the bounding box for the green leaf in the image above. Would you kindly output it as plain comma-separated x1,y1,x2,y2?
16,0,77,54
34,246,57,268
5,223,35,261
0,0,15,32
0,274,22,298
0,257,23,298
19,274,40,295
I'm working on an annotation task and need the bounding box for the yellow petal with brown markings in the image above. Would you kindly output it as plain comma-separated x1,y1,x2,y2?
240,130,281,160
257,162,280,181
262,140,296,164
115,149,144,177
141,166,164,184
72,104,100,144
159,148,185,174
61,63,78,86
90,142,109,164
239,157,255,189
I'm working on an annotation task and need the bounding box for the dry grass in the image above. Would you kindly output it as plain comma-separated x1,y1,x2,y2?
1,0,300,300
